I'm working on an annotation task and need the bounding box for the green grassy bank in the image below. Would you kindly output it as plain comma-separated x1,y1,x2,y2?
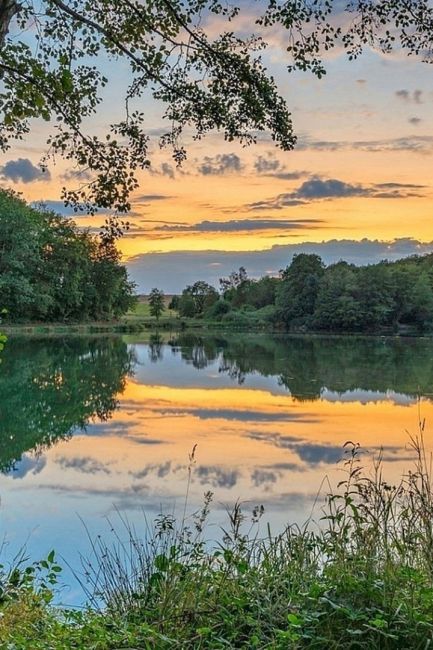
3,436,433,648
1,295,425,337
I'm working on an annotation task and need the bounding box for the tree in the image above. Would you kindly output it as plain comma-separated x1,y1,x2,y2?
314,262,362,331
0,1,432,220
0,189,136,321
148,288,165,321
179,281,218,316
277,254,324,327
219,267,249,297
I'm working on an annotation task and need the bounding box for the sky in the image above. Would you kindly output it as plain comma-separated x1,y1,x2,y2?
1,9,433,292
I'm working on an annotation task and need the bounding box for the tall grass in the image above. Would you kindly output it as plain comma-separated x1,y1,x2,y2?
3,431,433,648
71,430,433,648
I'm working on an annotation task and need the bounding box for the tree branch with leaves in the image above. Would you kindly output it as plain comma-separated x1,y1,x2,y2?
0,0,431,232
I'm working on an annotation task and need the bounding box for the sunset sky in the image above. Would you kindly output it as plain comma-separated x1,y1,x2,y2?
1,15,433,292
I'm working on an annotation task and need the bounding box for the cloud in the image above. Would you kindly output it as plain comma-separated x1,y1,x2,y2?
254,154,280,174
297,135,433,155
126,237,433,293
251,468,278,487
186,408,315,422
56,456,112,475
395,89,423,104
247,432,344,466
395,89,410,101
295,178,368,200
130,461,172,480
268,171,311,181
1,158,51,183
159,218,324,233
254,153,309,180
248,198,306,210
195,465,240,488
9,454,46,479
150,162,176,179
61,168,93,182
197,153,243,175
246,178,425,210
133,194,173,202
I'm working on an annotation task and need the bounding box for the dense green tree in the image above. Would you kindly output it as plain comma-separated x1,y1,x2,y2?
220,269,278,311
178,293,196,318
276,254,325,327
314,262,362,331
0,190,136,322
148,288,165,321
204,298,232,320
243,276,278,309
0,2,431,216
178,281,218,317
168,295,180,311
177,253,433,333
410,272,433,329
353,263,395,329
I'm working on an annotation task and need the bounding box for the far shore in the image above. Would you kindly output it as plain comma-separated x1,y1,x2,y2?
1,317,428,339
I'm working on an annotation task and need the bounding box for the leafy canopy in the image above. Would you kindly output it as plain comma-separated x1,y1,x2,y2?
148,288,165,320
0,190,136,321
0,0,432,222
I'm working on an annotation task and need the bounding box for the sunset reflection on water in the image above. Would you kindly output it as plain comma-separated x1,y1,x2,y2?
1,333,432,602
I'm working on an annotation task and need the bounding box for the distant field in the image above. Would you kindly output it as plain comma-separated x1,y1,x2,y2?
126,295,178,320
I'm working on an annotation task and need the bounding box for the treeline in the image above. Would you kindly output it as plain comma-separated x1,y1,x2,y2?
0,190,136,322
171,253,433,332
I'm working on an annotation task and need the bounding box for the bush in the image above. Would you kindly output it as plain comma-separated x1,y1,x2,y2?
204,299,232,320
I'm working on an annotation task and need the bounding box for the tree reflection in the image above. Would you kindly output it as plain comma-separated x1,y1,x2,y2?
171,334,433,401
0,337,135,472
148,333,164,363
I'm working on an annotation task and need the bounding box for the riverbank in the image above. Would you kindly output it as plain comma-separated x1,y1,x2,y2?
1,296,426,337
1,319,425,339
3,437,433,649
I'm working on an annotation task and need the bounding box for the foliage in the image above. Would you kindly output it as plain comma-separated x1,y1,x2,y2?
170,332,433,400
0,190,136,322
178,280,219,317
0,336,134,472
148,287,165,321
276,253,325,327
173,252,433,332
0,1,432,215
5,433,433,647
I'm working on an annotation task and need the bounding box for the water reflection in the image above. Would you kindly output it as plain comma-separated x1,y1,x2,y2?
0,337,135,472
1,332,433,605
170,334,433,401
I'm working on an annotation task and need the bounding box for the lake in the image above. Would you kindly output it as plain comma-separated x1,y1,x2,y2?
1,332,433,604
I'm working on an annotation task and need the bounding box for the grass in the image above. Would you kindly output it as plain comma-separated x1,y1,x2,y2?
3,431,433,648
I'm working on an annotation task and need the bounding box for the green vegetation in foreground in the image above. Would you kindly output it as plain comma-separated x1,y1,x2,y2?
3,436,433,648
0,190,136,323
168,254,433,333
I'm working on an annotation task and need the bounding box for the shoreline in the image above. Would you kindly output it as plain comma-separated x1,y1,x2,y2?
1,318,429,339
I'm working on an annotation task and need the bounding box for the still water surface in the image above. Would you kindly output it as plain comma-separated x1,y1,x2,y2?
1,333,433,602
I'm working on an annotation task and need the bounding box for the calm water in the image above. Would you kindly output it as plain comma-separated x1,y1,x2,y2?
1,333,433,603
